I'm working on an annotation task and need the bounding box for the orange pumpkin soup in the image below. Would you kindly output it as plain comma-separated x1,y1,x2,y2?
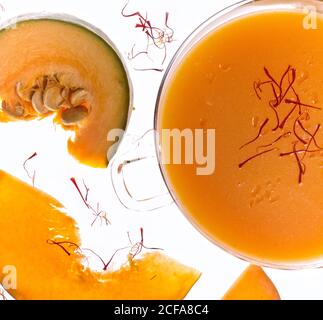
159,11,323,264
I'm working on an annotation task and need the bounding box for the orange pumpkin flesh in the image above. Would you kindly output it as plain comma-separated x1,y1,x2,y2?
0,171,200,300
0,19,130,168
222,265,280,300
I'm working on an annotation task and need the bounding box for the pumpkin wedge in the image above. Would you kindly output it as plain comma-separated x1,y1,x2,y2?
222,265,280,300
0,18,130,167
0,171,200,300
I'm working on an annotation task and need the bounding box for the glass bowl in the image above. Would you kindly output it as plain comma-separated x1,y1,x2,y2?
154,0,323,270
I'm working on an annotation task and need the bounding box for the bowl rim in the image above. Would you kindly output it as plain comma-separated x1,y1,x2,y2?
154,0,323,270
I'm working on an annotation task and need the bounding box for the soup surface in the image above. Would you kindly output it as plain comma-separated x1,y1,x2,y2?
159,11,323,263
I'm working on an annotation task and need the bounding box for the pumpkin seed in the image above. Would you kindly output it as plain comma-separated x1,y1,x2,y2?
2,100,25,117
60,87,70,101
14,105,25,117
43,86,65,111
61,105,88,125
70,89,88,107
16,82,34,102
32,89,49,114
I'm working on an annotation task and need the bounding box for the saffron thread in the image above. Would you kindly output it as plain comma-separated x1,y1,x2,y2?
239,148,276,169
240,118,269,150
47,228,162,271
23,152,37,187
243,65,322,183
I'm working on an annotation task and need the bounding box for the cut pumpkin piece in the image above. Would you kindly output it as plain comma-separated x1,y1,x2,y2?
222,265,280,300
0,171,200,300
0,18,130,167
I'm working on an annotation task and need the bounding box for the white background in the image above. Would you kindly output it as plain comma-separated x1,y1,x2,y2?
0,0,322,300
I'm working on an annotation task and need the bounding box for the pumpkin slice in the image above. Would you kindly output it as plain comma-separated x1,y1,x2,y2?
0,18,130,167
222,265,280,300
0,171,200,300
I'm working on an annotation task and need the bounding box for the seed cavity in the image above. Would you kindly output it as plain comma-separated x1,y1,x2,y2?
2,73,91,123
